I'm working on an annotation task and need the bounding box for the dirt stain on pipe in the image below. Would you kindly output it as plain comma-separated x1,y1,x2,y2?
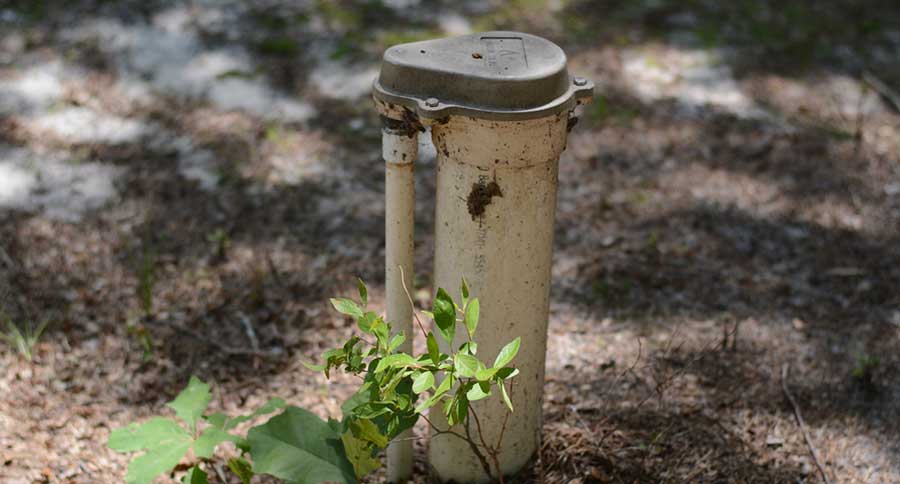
467,179,502,220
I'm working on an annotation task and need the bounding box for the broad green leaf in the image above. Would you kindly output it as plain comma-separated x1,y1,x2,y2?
388,332,406,352
454,353,482,378
225,397,287,430
350,402,391,419
475,367,498,382
412,371,434,394
303,361,327,372
357,278,368,307
227,457,253,484
341,431,381,478
369,318,390,348
460,278,469,305
330,298,364,319
166,376,211,433
421,310,434,320
445,393,468,426
125,439,192,484
357,312,377,334
349,418,388,448
466,381,491,401
248,407,358,484
341,380,375,419
459,341,477,356
108,417,190,452
414,375,453,414
464,298,479,338
182,466,209,484
496,367,519,380
432,288,455,344
374,354,418,373
493,337,521,369
426,332,440,365
499,381,513,412
204,413,228,429
193,426,236,458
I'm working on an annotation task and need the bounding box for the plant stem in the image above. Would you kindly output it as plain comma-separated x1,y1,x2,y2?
398,266,429,339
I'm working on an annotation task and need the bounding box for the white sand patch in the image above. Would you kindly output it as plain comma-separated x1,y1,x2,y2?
0,61,66,115
168,136,220,191
29,107,152,144
439,13,472,36
0,145,122,221
61,7,314,122
622,45,767,119
309,60,379,101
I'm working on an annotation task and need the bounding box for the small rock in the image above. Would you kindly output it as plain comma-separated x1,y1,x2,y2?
766,434,784,447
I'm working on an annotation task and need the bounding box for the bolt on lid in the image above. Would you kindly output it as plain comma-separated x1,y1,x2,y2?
373,31,593,121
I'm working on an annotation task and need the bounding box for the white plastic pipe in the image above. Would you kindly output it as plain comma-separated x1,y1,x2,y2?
383,125,417,483
427,112,571,483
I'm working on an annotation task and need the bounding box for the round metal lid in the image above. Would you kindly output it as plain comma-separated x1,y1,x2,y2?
373,31,593,120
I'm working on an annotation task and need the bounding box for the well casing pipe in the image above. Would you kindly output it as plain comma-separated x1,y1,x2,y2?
373,30,592,482
427,112,570,482
383,122,418,482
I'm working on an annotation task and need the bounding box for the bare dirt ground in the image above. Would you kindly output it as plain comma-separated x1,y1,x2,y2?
1,1,898,483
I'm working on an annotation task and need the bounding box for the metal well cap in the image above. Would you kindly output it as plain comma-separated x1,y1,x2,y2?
373,31,593,120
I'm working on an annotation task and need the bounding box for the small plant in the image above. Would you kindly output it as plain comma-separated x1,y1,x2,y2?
206,228,230,263
0,311,49,361
108,376,284,483
109,278,521,483
136,245,157,317
852,354,880,391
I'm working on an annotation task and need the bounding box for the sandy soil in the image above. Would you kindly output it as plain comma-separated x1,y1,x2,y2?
1,1,898,483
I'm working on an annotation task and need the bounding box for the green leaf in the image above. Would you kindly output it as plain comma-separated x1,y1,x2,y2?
125,440,192,484
108,417,191,453
182,466,209,484
224,397,287,430
432,288,455,344
302,360,326,372
204,413,228,429
494,337,521,369
227,457,253,484
412,371,434,394
388,331,406,352
357,278,368,307
374,354,418,373
248,407,358,484
455,353,482,378
193,426,236,459
496,367,519,380
499,380,513,412
349,418,389,448
166,376,212,433
445,393,468,426
341,431,381,478
475,367,498,382
459,341,477,356
464,298,479,338
426,332,440,365
330,298,364,320
460,278,469,305
414,375,453,413
466,381,491,401
108,417,194,484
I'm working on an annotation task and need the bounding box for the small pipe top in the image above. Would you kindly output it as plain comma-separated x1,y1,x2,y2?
373,31,592,121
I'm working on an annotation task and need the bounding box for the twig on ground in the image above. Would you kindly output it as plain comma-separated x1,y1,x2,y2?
155,317,283,359
237,312,260,351
781,363,831,484
266,251,286,288
863,71,900,113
